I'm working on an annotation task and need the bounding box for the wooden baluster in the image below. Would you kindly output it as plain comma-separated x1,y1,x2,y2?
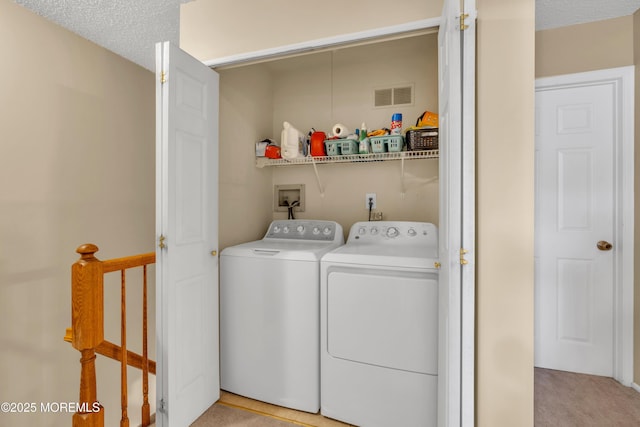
141,265,150,427
120,270,129,427
71,244,105,427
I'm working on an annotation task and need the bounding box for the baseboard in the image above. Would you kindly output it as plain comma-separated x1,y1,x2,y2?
632,383,640,394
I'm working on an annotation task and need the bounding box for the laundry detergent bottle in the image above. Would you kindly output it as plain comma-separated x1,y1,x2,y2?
359,122,370,154
281,121,305,159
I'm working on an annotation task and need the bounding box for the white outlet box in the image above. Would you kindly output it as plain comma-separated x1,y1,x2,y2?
365,193,377,209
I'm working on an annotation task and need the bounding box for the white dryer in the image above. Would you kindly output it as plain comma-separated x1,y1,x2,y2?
220,219,344,413
320,221,439,427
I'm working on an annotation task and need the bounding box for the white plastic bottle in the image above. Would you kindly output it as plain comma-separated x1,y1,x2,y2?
281,121,305,159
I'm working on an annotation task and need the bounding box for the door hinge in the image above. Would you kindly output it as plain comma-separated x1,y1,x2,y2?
160,71,166,84
158,234,167,249
460,248,469,265
459,13,469,31
158,398,167,414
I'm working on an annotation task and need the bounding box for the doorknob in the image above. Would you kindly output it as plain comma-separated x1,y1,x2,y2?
597,241,613,251
211,250,217,256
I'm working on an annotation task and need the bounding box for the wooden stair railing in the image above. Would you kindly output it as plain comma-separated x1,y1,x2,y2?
64,244,156,427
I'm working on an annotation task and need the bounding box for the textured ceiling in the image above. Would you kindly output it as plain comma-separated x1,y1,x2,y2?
536,0,640,30
13,1,640,71
14,0,189,71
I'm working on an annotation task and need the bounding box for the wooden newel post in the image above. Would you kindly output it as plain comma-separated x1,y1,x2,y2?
71,244,105,427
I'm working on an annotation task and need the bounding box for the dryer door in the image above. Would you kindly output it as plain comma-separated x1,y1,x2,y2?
326,267,438,375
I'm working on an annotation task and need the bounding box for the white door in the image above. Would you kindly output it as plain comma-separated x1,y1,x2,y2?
438,1,475,426
534,72,628,378
156,41,220,426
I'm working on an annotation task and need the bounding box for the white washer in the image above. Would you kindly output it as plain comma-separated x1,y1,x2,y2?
320,221,439,427
220,219,344,413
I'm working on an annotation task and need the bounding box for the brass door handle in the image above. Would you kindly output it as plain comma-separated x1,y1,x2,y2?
211,250,217,256
597,241,613,251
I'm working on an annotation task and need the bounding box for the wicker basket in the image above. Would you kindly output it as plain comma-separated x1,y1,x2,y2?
406,127,438,151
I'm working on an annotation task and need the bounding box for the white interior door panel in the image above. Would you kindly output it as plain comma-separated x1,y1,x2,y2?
156,41,220,427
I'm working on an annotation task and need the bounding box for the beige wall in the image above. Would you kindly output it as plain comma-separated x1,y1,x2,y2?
218,65,275,250
180,0,443,63
274,34,438,235
182,0,537,426
0,1,156,426
536,14,640,387
535,15,634,78
269,37,439,233
476,0,535,425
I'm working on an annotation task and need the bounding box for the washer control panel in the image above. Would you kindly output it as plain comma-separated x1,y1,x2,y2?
349,221,438,245
264,220,343,242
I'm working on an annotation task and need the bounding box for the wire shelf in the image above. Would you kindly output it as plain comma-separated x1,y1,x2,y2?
255,150,439,168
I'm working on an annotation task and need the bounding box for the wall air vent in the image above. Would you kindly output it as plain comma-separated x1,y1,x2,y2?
374,88,393,107
393,86,413,105
374,84,414,108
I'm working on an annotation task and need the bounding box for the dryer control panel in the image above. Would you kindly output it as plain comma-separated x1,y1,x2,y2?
264,220,343,242
348,221,438,246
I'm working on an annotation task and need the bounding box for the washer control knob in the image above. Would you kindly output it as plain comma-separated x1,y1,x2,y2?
283,226,290,233
273,225,281,233
312,227,321,235
358,226,367,235
386,227,399,238
370,226,379,235
323,227,332,235
408,228,417,237
296,225,305,234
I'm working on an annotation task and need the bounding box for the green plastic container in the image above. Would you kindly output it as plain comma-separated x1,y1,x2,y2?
340,139,359,155
370,135,404,153
324,140,341,156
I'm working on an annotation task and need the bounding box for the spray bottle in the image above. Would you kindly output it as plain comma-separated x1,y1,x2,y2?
358,122,370,154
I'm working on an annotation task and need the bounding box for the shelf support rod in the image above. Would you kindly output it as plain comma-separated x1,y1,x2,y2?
310,157,325,197
400,157,406,199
